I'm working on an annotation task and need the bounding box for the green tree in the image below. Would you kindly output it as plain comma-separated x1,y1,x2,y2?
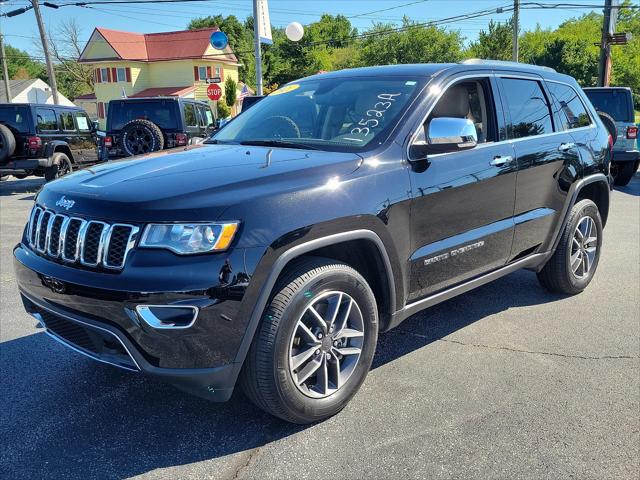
466,19,513,61
3,44,46,81
224,77,237,107
216,100,231,119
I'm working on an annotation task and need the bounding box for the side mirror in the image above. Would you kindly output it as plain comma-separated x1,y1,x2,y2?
409,117,477,159
91,120,100,132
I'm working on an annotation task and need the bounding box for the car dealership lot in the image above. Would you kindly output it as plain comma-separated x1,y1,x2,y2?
1,175,638,480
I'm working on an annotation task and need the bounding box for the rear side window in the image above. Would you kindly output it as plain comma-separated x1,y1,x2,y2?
547,82,591,130
60,111,76,131
584,90,633,122
36,108,58,131
183,103,197,127
501,78,553,139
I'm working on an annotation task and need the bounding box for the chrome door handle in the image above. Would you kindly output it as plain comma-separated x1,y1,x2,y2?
490,155,512,166
559,142,576,152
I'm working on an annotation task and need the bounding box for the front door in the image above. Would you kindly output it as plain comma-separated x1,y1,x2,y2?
408,76,517,302
73,111,99,164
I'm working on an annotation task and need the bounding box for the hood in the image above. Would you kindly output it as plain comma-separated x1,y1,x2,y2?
36,144,362,222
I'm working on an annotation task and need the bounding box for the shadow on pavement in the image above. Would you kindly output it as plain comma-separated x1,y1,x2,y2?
613,172,640,197
0,269,563,479
0,178,45,197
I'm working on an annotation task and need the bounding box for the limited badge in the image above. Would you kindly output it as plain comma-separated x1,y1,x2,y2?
270,84,300,96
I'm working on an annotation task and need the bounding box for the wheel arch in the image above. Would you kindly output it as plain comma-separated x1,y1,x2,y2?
45,142,75,164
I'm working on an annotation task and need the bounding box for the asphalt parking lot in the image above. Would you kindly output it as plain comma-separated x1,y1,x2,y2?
1,174,638,480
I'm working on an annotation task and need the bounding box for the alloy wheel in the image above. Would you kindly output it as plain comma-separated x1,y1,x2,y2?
126,128,153,154
288,291,365,399
570,216,598,278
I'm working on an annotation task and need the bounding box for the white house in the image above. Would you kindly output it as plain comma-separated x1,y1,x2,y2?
0,79,75,106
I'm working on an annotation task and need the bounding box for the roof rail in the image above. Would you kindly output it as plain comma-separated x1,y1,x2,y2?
460,59,556,73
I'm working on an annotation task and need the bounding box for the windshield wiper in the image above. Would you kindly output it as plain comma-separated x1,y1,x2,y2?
237,140,322,150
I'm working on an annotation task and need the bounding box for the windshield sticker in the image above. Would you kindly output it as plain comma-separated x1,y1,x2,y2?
350,92,401,137
271,84,301,96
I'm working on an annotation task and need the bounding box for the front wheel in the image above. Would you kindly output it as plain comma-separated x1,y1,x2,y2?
537,199,603,294
240,257,378,424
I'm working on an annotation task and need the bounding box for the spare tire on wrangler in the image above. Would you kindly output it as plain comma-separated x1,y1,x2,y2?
120,119,164,156
597,111,617,145
0,124,17,163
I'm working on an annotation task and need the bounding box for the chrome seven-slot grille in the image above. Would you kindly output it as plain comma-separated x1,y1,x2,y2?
27,205,139,270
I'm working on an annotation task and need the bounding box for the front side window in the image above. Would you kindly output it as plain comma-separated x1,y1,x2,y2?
198,66,207,81
184,103,197,127
547,82,591,130
116,67,127,82
60,111,75,131
36,108,58,131
427,79,497,144
501,78,553,139
212,76,424,152
75,112,91,131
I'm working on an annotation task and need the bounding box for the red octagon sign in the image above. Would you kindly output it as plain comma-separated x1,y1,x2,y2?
207,83,222,101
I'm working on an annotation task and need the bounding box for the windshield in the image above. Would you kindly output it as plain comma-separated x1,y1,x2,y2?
212,76,425,152
108,100,179,130
584,90,633,122
0,106,30,133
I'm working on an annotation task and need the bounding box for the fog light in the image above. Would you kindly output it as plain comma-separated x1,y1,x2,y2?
136,305,198,329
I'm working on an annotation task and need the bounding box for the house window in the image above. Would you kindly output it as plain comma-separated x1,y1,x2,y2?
215,67,221,78
116,67,127,82
100,68,109,83
198,66,207,81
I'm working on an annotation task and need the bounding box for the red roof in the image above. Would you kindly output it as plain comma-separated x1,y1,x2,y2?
129,86,196,98
80,27,237,63
74,93,96,100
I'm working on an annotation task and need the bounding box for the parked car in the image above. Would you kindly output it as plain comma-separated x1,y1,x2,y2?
14,61,613,424
583,87,638,186
0,103,99,182
101,97,216,159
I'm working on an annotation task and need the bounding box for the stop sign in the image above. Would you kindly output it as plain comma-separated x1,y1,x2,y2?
207,83,222,101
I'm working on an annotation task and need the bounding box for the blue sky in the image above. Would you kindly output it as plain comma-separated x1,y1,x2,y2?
1,0,607,55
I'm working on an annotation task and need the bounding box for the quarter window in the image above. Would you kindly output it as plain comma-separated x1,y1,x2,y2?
547,82,591,130
60,111,75,131
116,67,127,82
184,103,197,127
501,78,553,139
36,108,58,131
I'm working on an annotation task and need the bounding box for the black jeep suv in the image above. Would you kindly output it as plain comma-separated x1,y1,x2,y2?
101,97,216,159
14,61,613,424
0,103,99,181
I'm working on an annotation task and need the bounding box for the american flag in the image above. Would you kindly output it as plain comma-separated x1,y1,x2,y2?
238,84,250,99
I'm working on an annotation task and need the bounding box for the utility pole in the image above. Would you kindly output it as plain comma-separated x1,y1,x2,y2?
512,0,520,62
0,32,11,102
31,0,59,104
252,0,263,96
598,0,618,87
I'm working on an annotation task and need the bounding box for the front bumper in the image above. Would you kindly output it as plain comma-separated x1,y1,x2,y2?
612,150,640,162
13,242,260,401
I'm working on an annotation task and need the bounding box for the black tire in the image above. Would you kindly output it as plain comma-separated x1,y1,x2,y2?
120,119,164,156
612,161,637,186
240,257,378,424
44,152,73,182
0,123,16,162
537,199,603,294
597,111,617,144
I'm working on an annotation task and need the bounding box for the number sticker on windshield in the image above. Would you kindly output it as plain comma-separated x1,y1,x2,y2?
350,93,401,137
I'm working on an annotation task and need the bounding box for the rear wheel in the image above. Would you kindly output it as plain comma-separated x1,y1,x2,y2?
44,152,73,182
537,199,603,294
240,257,378,424
612,161,637,186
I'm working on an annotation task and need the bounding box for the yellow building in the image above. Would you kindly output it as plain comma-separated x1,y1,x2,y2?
78,27,240,127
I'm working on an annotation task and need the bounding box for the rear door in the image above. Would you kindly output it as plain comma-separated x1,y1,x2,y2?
496,75,581,259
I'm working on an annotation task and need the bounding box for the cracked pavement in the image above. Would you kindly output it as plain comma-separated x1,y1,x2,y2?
1,174,639,479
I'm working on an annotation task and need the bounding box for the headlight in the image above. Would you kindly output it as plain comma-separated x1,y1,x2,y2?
139,222,239,254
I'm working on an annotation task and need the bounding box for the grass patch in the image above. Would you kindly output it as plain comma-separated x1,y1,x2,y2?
636,110,640,123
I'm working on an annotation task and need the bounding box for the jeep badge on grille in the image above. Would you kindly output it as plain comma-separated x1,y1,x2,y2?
55,196,75,210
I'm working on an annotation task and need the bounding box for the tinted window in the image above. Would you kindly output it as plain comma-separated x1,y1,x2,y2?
184,103,197,127
75,112,91,131
36,108,58,131
547,82,591,130
60,111,76,131
0,106,30,132
108,101,178,130
214,77,424,152
584,90,632,122
501,78,553,138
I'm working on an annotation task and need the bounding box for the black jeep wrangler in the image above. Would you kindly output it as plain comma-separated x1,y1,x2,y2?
0,103,99,182
14,61,613,424
101,97,216,159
